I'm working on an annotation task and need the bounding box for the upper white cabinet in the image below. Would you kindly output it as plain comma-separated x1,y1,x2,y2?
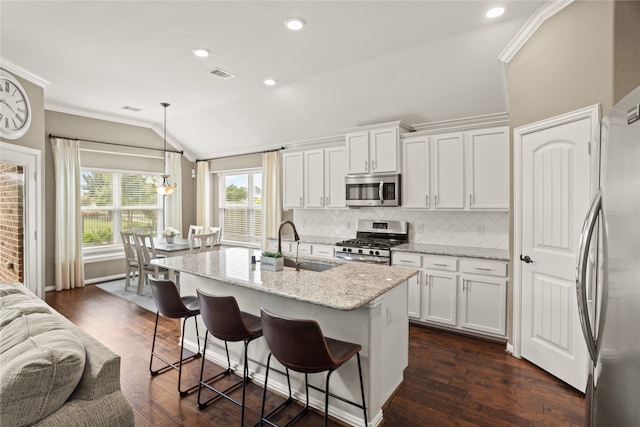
400,126,509,211
284,146,346,210
283,152,304,209
345,122,412,175
466,127,509,210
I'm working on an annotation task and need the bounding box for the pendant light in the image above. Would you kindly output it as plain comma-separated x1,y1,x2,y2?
155,102,177,195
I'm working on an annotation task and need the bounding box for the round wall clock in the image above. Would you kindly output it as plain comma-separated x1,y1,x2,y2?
0,70,32,140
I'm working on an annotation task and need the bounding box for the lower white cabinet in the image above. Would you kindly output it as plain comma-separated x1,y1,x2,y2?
392,251,507,339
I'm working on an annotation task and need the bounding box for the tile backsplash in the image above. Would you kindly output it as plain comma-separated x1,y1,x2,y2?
292,208,509,249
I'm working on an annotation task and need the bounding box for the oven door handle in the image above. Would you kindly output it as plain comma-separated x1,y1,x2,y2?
379,180,384,205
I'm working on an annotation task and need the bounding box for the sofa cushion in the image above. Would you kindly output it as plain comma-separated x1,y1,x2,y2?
0,319,86,426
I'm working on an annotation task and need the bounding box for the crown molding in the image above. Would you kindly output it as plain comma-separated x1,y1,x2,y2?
343,120,414,133
0,58,49,88
409,112,510,135
497,0,575,110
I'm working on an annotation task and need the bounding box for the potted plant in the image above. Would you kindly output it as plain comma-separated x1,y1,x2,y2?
162,227,180,244
260,251,284,271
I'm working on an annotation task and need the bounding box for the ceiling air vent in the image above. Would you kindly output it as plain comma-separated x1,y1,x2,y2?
121,105,142,112
209,68,235,80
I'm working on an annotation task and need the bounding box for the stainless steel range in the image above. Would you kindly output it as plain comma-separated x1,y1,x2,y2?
335,220,408,264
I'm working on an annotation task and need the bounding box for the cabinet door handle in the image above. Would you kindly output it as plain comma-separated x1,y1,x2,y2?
434,194,438,206
365,160,368,171
434,263,448,267
326,196,329,205
299,196,303,206
426,194,429,207
462,278,466,291
320,196,324,206
425,274,430,286
372,160,376,170
469,194,473,205
475,267,492,271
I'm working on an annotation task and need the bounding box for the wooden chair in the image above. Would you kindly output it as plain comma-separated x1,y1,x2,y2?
189,232,217,254
187,225,204,240
120,231,139,292
259,308,368,427
133,232,176,295
207,226,222,245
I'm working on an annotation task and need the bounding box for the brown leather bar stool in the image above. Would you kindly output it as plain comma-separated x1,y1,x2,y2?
148,277,201,397
196,289,262,427
259,308,367,427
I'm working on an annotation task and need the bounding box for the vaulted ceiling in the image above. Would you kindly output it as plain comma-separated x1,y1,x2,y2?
1,1,544,160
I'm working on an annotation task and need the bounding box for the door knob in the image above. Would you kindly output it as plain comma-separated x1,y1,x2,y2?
519,254,533,263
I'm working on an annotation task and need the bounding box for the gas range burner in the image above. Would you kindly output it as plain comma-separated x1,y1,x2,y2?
335,220,408,265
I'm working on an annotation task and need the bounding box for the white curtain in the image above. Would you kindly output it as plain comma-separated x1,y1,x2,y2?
50,138,85,290
196,161,211,230
262,151,282,249
165,152,183,233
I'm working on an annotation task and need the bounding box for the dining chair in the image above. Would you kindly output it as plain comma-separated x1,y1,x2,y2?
120,231,139,292
259,308,368,427
133,232,177,295
189,233,217,254
187,225,204,240
207,227,222,245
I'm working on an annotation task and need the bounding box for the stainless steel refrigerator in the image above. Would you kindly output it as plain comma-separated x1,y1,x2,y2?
577,85,640,426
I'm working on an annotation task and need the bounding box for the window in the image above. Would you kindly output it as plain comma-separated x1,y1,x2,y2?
219,170,262,245
80,169,163,248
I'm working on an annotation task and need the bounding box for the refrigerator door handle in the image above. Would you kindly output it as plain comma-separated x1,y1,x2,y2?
576,190,601,365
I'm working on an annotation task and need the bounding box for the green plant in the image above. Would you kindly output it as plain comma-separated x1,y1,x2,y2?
261,251,282,258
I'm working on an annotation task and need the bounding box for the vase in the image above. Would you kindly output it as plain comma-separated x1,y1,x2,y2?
260,256,283,271
165,236,174,244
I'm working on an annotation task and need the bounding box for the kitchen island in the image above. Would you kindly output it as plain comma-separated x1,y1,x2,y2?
153,247,418,426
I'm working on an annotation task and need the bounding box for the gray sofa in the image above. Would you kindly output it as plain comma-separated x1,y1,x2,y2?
0,283,134,427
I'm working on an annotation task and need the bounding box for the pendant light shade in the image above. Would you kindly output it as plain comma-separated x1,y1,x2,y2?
155,102,177,195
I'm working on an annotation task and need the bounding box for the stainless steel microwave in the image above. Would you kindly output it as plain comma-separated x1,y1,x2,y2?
345,174,401,207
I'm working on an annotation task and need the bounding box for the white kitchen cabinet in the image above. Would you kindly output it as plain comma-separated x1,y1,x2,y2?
407,272,421,319
393,251,507,339
401,134,431,208
285,147,346,209
466,127,509,210
432,132,465,209
459,274,506,336
423,270,458,326
311,244,335,259
283,152,304,209
345,122,412,175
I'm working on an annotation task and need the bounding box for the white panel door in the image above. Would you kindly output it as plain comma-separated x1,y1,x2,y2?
433,132,464,209
402,135,430,208
423,270,457,326
304,149,324,208
324,146,346,208
282,152,304,209
519,114,594,392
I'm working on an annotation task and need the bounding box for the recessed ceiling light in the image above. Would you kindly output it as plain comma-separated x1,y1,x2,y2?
284,17,305,31
486,7,505,18
192,47,211,58
263,78,277,86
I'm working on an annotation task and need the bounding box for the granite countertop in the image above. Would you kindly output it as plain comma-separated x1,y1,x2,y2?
393,243,509,261
152,247,418,311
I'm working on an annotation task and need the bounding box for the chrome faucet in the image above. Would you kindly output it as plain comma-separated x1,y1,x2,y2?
277,220,300,255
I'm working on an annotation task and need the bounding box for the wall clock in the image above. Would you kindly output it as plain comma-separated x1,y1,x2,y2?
0,70,32,140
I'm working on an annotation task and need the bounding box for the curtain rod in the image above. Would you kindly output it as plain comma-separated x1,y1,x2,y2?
48,133,184,155
196,146,284,163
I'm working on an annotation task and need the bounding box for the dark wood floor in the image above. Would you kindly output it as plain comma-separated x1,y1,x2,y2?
46,285,586,427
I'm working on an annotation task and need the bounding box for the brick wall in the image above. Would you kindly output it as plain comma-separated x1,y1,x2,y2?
0,162,24,283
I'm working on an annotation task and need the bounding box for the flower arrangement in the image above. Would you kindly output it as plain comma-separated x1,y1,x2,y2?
162,227,181,238
261,251,284,271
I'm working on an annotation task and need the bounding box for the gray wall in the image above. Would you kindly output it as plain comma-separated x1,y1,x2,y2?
45,110,197,283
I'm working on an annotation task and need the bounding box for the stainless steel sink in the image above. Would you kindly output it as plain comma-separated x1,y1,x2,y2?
283,258,337,272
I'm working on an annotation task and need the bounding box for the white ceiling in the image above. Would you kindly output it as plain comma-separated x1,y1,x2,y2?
0,1,544,160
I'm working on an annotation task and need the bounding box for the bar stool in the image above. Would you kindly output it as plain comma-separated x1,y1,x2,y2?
148,277,201,397
259,308,367,427
196,290,263,426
